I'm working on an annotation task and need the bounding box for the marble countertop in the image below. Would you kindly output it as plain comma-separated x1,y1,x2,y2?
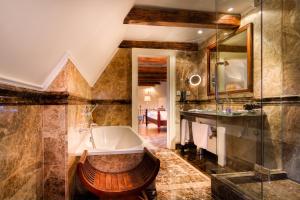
180,110,262,117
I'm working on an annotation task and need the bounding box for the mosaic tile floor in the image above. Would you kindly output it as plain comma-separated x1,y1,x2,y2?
154,150,212,200
138,124,213,199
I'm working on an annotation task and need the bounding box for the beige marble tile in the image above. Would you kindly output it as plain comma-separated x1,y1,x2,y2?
42,105,67,200
47,60,91,99
0,106,43,200
88,153,144,173
176,51,201,101
92,48,132,100
92,104,131,126
282,0,300,96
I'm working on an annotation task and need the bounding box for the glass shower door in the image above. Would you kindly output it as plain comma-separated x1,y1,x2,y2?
212,0,264,199
260,0,300,199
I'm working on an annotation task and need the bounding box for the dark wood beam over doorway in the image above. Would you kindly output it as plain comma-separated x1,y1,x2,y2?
124,6,241,29
119,40,198,51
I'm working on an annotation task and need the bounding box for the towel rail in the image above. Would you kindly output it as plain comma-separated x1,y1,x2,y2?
179,114,218,149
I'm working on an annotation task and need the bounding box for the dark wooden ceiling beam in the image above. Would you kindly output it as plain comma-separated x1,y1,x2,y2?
119,40,198,51
139,64,167,68
124,6,241,29
138,77,167,82
139,74,167,79
138,83,160,86
138,67,167,73
138,80,165,83
139,74,167,78
138,80,161,86
138,57,167,64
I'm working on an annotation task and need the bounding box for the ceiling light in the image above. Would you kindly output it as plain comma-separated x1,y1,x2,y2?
227,7,234,12
197,30,203,34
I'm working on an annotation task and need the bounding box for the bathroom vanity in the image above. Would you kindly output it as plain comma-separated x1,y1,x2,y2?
179,109,262,171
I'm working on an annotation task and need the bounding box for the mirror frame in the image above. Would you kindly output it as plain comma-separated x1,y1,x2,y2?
207,23,253,96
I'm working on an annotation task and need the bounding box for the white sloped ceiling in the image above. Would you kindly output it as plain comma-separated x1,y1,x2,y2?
0,0,253,90
0,0,134,89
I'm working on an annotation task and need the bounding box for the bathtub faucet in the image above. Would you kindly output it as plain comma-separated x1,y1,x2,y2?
89,135,96,149
79,127,89,134
89,123,97,149
90,123,98,128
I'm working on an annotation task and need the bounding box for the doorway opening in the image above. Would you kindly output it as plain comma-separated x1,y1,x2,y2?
132,48,177,150
137,56,168,149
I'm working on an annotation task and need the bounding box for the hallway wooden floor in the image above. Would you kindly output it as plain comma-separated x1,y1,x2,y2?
138,123,167,149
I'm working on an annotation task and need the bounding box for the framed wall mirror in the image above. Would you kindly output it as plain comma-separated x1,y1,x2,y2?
207,23,253,95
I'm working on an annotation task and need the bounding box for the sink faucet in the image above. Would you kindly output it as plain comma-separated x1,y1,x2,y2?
223,96,232,114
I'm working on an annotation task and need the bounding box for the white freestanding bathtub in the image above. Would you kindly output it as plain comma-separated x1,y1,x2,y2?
75,126,144,156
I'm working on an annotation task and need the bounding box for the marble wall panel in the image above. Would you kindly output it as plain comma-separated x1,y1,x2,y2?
282,104,300,182
91,49,132,126
261,0,283,98
92,104,132,126
88,153,143,173
92,49,132,100
42,105,67,200
260,0,300,181
66,61,91,99
262,105,282,169
48,60,91,99
0,106,43,200
282,0,300,96
176,51,201,101
47,64,68,93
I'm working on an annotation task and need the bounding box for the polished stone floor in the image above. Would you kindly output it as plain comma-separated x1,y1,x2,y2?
238,179,300,200
176,147,234,177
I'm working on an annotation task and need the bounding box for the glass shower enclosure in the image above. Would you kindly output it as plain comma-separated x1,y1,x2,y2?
211,0,300,199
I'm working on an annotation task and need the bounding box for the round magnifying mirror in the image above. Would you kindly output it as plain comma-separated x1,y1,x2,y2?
189,74,201,86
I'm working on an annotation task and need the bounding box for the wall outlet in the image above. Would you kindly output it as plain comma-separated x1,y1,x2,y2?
186,91,191,96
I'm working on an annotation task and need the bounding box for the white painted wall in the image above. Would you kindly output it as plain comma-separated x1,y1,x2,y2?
138,82,167,110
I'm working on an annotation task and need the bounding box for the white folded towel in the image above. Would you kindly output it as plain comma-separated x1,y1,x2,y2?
192,122,212,149
181,119,189,145
217,127,226,166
